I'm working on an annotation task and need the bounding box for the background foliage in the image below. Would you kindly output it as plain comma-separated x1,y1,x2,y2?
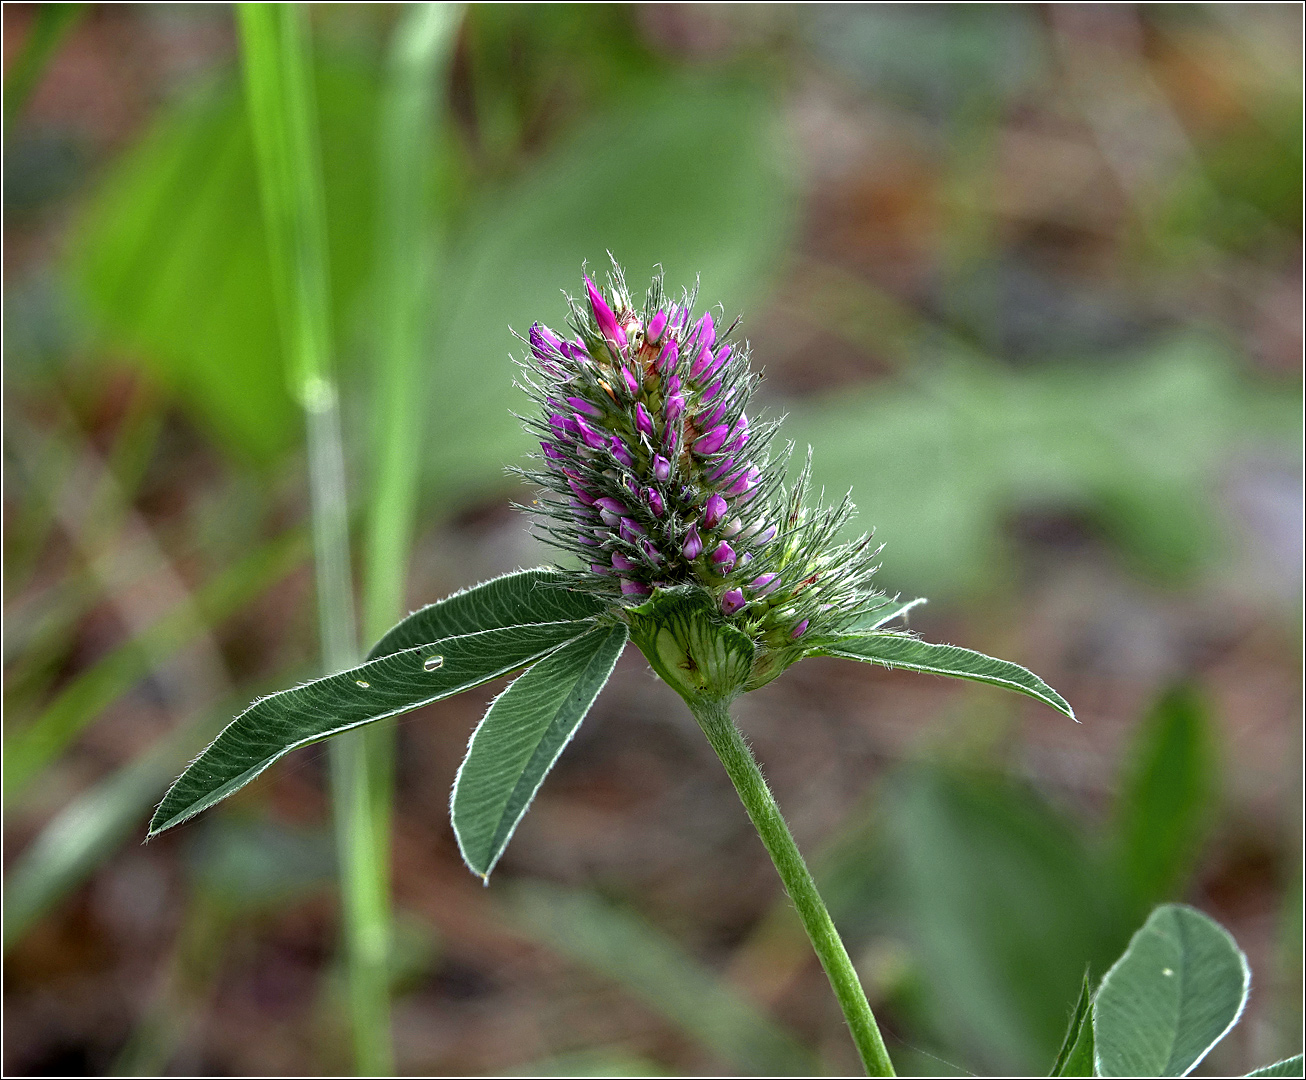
4,4,1301,1076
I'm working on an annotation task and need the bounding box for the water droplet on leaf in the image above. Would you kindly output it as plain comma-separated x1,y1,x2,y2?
423,655,444,671
355,680,370,688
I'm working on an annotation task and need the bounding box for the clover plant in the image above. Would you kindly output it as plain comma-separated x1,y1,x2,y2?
149,263,1299,1078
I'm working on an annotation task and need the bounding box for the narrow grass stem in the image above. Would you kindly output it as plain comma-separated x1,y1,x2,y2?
237,5,390,1072
689,696,896,1077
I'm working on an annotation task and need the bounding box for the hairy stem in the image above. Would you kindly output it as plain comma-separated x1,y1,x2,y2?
689,696,895,1077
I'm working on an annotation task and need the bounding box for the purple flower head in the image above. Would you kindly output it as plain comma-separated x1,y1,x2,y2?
519,261,885,658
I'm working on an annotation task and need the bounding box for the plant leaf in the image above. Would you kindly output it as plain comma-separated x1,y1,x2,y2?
846,595,928,633
1112,684,1214,915
1093,903,1250,1077
149,619,595,836
1246,1056,1305,1077
1051,971,1095,1076
366,567,604,659
816,632,1075,719
453,623,626,878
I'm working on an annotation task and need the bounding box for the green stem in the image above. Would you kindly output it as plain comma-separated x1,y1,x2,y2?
689,696,896,1077
237,5,390,1073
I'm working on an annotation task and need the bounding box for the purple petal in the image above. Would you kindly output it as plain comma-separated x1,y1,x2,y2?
709,541,737,572
689,345,713,380
662,422,680,456
704,345,731,382
720,589,747,615
652,454,671,481
749,573,781,597
566,395,602,419
726,465,760,496
703,493,728,528
708,456,736,482
549,413,578,438
702,378,723,403
619,518,646,543
640,539,664,564
590,562,610,576
530,322,563,361
694,312,716,353
620,578,652,597
575,416,607,450
541,441,565,462
595,496,629,515
567,479,596,505
611,552,637,572
665,393,685,423
586,276,621,344
655,336,678,376
609,436,634,469
682,526,703,561
635,402,654,437
790,619,809,639
645,487,665,517
621,366,639,395
693,424,730,456
647,310,668,343
697,399,728,430
751,523,777,546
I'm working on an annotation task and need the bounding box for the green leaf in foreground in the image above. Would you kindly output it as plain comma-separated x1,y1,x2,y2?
1093,903,1250,1077
1051,972,1095,1077
816,632,1075,719
1246,1055,1305,1077
367,567,604,659
149,619,595,836
453,624,627,878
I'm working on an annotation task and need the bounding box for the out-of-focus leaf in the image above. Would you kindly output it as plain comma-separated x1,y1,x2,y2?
149,619,596,836
3,530,308,800
425,75,795,507
883,767,1119,1073
3,3,86,137
1050,972,1095,1077
453,624,626,878
503,880,818,1076
1093,904,1250,1077
1246,1055,1306,1077
2,695,239,949
186,817,334,910
1112,684,1214,914
815,632,1075,718
782,336,1299,598
66,54,381,464
367,567,605,659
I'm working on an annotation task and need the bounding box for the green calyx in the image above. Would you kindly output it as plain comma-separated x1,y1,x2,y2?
625,584,807,703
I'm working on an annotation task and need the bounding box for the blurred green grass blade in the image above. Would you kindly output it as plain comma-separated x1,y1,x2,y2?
1246,1055,1305,1077
367,567,605,659
452,624,626,879
362,1,463,646
1112,684,1214,913
1050,972,1094,1077
817,632,1075,719
511,1047,668,1076
503,880,818,1076
3,3,85,138
148,619,596,836
2,690,264,950
884,767,1117,1073
3,531,308,800
1093,904,1250,1077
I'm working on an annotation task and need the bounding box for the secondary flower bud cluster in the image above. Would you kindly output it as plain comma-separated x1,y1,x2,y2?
518,263,884,651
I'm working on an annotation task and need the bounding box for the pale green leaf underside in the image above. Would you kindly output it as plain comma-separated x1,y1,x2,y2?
454,623,627,878
1093,903,1250,1077
1051,972,1095,1076
149,619,596,836
1246,1055,1305,1077
367,567,604,659
817,632,1075,720
847,595,928,633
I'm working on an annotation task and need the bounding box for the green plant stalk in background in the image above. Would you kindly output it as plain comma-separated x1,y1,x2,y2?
237,5,390,1073
359,0,462,925
690,696,896,1077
